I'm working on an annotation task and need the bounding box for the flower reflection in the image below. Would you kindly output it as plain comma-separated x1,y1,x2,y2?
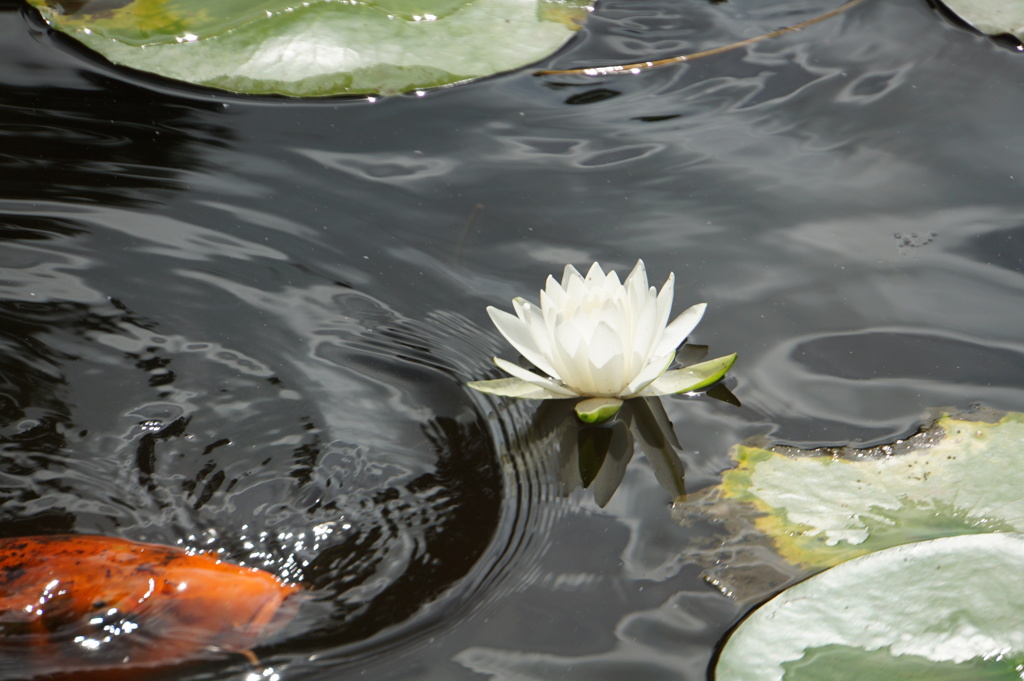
531,396,702,507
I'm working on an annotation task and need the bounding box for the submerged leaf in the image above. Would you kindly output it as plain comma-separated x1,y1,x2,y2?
716,534,1024,681
26,0,591,96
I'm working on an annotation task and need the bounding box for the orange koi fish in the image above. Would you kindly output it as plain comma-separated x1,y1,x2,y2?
0,535,301,679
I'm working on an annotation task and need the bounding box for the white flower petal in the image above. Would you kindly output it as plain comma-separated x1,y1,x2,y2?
517,298,560,373
589,322,627,396
487,305,534,351
553,318,591,392
603,269,622,293
538,293,575,381
511,296,530,320
625,262,651,331
487,306,559,379
554,310,583,359
630,293,660,366
653,272,675,340
564,268,588,308
467,377,572,400
561,263,585,290
624,352,675,396
623,260,648,291
544,274,569,309
652,302,706,358
493,357,577,397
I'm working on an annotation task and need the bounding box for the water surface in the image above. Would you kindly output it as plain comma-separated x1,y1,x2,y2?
2,0,1023,678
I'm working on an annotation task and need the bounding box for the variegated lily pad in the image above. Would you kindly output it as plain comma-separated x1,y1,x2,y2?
716,534,1024,681
706,411,1024,569
25,0,591,96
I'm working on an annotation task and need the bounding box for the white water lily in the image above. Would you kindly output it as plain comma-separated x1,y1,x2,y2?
469,261,736,421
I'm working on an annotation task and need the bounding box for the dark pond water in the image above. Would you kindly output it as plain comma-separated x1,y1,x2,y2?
2,0,1023,678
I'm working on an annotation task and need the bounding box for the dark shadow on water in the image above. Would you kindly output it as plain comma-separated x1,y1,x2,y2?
3,9,234,209
0,292,507,674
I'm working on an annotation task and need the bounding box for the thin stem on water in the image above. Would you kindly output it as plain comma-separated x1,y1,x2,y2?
534,0,869,78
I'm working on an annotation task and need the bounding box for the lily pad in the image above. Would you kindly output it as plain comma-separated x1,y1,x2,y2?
685,411,1024,571
26,0,591,96
939,0,1024,41
716,533,1024,681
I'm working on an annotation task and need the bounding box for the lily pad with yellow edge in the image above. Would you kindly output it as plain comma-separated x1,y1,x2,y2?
678,410,1024,578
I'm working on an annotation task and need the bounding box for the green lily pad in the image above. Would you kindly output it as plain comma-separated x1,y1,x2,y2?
939,0,1024,41
716,533,1024,681
710,412,1024,569
26,0,591,96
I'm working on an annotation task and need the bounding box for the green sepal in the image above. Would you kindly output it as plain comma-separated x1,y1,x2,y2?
574,397,624,424
641,352,737,396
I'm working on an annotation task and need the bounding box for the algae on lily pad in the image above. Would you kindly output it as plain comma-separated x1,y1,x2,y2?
716,534,1024,681
678,411,1024,580
25,0,592,96
939,0,1024,41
